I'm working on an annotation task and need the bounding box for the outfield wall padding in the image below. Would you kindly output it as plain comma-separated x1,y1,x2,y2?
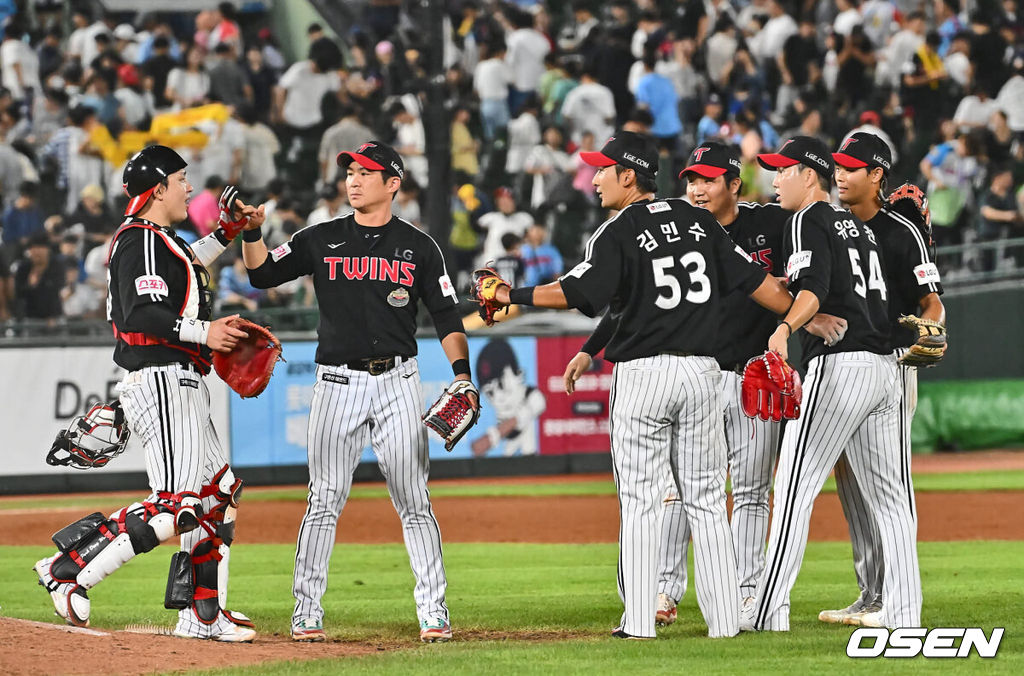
913,379,1024,452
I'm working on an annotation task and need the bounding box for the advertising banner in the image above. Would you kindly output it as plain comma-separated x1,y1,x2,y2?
0,347,230,477
535,336,614,454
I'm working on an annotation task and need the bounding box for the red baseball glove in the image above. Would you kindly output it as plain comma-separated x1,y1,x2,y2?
212,318,284,398
741,350,802,421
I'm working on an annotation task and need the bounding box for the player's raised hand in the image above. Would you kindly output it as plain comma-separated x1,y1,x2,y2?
207,314,249,352
235,198,266,229
563,352,593,394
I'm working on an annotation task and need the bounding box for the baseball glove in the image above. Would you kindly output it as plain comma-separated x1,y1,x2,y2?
423,380,481,451
470,267,511,327
897,314,947,367
741,350,803,422
212,318,284,398
887,182,932,240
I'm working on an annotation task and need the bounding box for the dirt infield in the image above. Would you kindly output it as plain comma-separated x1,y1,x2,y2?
2,450,1021,675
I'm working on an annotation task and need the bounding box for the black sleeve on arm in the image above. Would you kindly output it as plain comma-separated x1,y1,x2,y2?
246,230,312,289
557,217,623,317
430,303,466,341
712,219,766,295
784,210,831,302
581,311,617,356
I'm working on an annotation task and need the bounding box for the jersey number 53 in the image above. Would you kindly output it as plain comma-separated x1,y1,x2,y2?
652,252,711,309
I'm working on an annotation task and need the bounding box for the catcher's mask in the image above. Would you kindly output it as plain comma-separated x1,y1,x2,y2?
46,401,131,469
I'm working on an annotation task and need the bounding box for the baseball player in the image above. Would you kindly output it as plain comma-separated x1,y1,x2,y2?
480,131,795,639
748,137,921,631
567,142,846,627
818,132,944,626
33,145,258,641
242,141,475,643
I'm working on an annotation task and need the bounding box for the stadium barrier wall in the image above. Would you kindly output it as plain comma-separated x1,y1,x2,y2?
2,336,1022,494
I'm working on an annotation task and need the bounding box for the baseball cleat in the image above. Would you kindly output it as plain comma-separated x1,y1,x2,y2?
818,601,879,626
655,593,677,626
857,609,886,628
291,618,326,642
34,557,90,627
611,628,654,640
739,597,757,633
212,624,257,642
420,617,452,643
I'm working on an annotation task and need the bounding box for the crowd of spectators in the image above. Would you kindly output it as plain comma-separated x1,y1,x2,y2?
1,0,1023,326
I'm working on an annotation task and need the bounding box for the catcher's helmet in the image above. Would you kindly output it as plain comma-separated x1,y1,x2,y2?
47,401,131,470
122,145,188,216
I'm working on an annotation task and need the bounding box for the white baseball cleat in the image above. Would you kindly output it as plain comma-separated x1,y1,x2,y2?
655,593,677,626
739,596,756,632
34,556,90,627
818,601,879,626
858,609,886,628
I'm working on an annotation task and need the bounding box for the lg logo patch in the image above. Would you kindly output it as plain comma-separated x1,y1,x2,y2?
847,627,1004,658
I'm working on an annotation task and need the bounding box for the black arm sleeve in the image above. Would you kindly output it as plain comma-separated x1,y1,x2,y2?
431,303,466,341
581,311,617,356
246,230,313,289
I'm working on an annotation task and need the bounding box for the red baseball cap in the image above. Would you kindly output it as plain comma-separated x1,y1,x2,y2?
337,141,405,179
580,131,658,178
680,141,742,179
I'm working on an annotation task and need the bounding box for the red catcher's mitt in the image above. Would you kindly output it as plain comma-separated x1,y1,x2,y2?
212,318,283,398
741,350,802,421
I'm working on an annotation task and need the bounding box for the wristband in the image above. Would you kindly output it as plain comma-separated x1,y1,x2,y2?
509,286,534,306
781,321,793,336
451,359,471,378
213,228,231,246
242,227,263,242
178,317,211,345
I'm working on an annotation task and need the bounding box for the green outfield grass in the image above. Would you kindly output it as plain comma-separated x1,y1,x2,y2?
1,541,1020,674
3,469,1024,512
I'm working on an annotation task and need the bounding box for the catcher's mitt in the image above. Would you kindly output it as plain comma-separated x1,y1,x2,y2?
423,380,481,451
741,350,803,422
212,318,284,398
897,314,946,367
471,267,511,327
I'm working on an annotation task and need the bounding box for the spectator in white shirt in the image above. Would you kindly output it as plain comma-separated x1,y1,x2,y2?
506,95,541,174
1,22,42,107
504,9,550,116
954,86,1001,132
749,0,797,64
560,69,616,144
306,183,351,226
878,10,925,87
833,0,864,37
391,100,429,187
478,187,534,266
238,105,280,193
473,42,511,141
996,58,1024,133
165,44,210,110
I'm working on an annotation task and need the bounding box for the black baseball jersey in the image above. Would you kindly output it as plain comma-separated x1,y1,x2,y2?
715,202,789,370
559,198,767,363
107,217,214,372
247,214,460,365
784,201,890,362
866,206,943,350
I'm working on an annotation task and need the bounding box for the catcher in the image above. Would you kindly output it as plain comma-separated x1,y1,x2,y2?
815,134,946,627
32,146,274,641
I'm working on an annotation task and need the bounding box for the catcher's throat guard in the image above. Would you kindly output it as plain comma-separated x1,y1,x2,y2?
47,401,131,469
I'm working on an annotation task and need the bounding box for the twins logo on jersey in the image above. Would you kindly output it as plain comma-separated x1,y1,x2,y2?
323,256,416,285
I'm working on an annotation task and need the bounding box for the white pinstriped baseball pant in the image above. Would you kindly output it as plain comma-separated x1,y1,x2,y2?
832,348,919,612
609,355,740,638
292,358,449,626
751,351,921,631
658,370,781,603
